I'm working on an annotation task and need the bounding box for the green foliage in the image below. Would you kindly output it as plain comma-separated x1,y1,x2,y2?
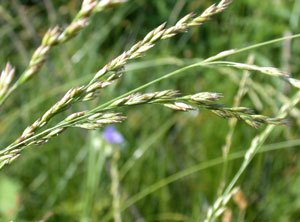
0,0,299,221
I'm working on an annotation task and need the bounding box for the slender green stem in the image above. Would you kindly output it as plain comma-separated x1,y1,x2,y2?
206,91,300,222
218,58,251,195
120,116,177,180
203,34,300,63
102,138,300,221
224,92,300,197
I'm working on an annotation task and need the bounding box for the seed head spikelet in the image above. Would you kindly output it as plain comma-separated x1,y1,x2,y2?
228,63,289,77
65,111,88,122
288,78,300,89
0,63,15,101
206,61,300,89
164,102,197,112
96,0,128,11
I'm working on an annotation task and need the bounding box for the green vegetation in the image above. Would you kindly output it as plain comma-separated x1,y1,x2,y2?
0,0,299,221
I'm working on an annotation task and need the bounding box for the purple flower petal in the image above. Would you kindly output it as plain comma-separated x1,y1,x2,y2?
103,125,124,144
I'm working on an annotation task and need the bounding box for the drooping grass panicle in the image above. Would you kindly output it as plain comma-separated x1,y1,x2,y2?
58,89,285,132
0,0,127,107
9,88,284,154
0,82,285,170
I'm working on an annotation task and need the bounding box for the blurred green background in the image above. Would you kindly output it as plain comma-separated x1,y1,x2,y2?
0,0,300,221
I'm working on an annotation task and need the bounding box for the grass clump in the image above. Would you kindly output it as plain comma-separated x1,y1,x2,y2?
0,0,300,221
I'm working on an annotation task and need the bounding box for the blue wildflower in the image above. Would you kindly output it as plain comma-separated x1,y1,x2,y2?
102,125,124,144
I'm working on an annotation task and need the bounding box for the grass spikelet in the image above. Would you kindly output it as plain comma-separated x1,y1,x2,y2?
0,62,15,101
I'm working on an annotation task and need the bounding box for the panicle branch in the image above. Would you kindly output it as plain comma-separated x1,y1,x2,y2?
0,0,127,107
91,0,232,82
